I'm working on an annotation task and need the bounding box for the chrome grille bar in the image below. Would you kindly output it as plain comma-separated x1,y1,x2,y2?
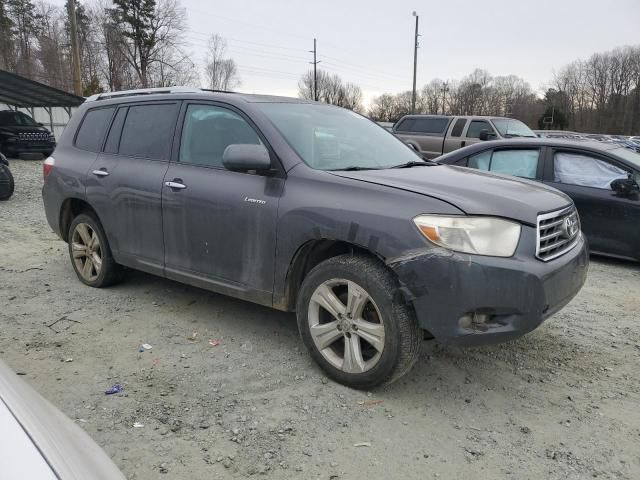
536,206,581,261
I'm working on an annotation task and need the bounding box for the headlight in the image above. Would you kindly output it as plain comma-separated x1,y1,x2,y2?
413,215,521,257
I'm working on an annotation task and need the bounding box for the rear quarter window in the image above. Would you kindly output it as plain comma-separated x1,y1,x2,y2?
411,117,449,134
394,118,415,132
75,107,115,152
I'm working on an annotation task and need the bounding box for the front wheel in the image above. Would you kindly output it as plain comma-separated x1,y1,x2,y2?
296,254,421,389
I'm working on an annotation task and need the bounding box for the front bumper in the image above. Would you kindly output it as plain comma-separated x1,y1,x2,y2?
388,227,589,347
3,140,55,156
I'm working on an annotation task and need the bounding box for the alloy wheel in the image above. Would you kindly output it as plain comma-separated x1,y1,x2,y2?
308,278,385,373
71,223,102,282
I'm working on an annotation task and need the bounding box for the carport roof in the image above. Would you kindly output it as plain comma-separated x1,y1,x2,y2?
0,69,85,108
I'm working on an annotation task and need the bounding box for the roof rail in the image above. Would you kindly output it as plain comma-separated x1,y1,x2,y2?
85,86,202,102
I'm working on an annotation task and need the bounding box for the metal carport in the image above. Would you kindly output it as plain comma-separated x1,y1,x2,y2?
0,69,85,135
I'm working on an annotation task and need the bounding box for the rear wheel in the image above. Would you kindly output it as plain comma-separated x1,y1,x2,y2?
296,254,421,389
68,213,123,287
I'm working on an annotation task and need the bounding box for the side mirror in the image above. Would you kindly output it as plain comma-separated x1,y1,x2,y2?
479,130,494,141
222,144,272,172
611,177,639,195
406,143,418,151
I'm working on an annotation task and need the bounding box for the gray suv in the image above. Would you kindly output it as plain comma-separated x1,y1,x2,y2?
42,87,588,388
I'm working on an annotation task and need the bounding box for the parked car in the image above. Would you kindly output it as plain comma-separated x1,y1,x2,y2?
437,138,640,261
0,360,126,479
0,110,56,159
0,152,14,200
392,114,537,159
42,87,588,388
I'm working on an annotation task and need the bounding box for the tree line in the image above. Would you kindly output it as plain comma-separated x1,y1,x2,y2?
0,0,238,95
368,46,640,135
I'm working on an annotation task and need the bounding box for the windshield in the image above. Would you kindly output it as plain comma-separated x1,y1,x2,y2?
255,103,420,170
491,118,536,138
611,147,640,169
0,111,39,126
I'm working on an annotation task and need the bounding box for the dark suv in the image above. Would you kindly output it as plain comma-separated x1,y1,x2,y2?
0,110,56,158
42,87,588,388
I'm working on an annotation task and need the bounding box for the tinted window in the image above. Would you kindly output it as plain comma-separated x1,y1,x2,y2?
75,107,115,152
119,104,178,159
466,120,494,139
411,117,449,134
0,111,38,126
451,118,467,137
490,149,539,178
179,104,261,167
395,118,415,132
553,152,628,189
103,107,127,154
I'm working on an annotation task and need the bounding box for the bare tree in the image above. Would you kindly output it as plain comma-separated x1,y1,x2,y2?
109,0,187,88
204,34,239,90
298,69,363,111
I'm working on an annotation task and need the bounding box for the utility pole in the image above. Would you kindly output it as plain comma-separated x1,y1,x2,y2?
441,82,449,115
67,0,82,96
309,38,321,101
411,11,419,114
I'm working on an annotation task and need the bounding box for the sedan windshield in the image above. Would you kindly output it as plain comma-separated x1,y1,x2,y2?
611,147,640,169
255,103,421,170
491,118,536,138
0,111,38,126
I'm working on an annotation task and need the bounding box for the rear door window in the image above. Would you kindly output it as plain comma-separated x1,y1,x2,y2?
75,107,115,152
118,103,179,160
410,117,449,135
466,120,495,139
553,152,628,189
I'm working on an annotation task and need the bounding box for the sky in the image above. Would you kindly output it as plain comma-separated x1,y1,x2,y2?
57,0,640,106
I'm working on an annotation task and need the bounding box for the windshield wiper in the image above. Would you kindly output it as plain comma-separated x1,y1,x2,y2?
390,160,439,169
328,166,382,171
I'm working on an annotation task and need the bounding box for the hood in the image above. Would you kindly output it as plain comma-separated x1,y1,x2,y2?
330,165,572,226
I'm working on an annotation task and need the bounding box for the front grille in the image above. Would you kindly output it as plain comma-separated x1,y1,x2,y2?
536,206,581,261
18,132,50,142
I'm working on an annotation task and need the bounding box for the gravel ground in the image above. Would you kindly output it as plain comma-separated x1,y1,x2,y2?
1,159,639,480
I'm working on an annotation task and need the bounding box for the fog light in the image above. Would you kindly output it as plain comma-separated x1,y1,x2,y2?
459,312,491,332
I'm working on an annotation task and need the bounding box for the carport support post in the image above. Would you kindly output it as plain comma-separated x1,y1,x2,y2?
44,106,54,133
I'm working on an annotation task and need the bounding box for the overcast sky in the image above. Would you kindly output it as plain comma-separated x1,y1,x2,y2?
61,0,640,104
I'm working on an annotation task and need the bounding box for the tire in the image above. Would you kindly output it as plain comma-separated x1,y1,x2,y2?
0,164,14,201
296,254,421,389
68,213,123,288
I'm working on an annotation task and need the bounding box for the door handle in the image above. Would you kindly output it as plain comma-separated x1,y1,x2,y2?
165,180,187,190
92,169,109,177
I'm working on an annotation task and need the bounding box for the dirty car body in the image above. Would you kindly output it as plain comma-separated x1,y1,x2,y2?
42,89,588,387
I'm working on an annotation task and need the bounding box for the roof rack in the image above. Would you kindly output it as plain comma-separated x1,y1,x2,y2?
85,86,202,102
